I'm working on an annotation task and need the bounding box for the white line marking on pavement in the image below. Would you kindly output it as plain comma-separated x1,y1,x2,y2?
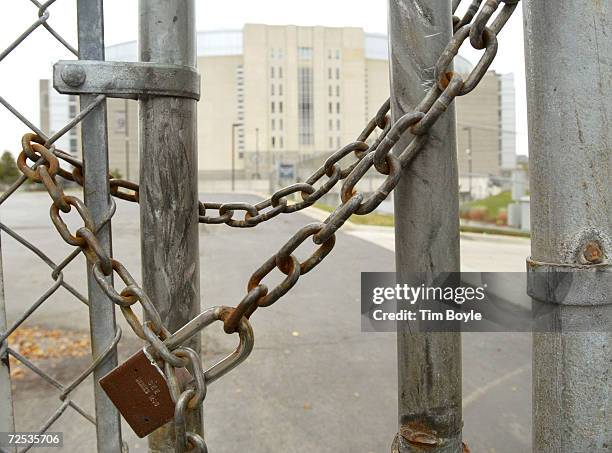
463,365,530,409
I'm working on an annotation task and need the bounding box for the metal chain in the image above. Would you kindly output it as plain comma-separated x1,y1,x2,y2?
220,0,519,332
15,0,519,449
16,135,241,453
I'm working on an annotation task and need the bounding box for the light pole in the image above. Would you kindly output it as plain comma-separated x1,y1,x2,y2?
231,122,242,192
464,126,473,200
254,127,260,179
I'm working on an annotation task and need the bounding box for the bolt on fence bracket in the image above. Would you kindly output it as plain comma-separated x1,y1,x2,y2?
53,60,201,100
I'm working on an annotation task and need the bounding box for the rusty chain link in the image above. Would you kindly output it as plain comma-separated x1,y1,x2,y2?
15,0,519,449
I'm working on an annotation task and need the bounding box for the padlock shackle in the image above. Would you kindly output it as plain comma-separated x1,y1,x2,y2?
163,307,219,350
147,306,254,385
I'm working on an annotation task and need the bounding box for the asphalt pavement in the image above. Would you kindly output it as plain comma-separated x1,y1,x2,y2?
1,191,531,452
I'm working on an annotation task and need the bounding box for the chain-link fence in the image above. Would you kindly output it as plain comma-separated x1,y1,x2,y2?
0,1,124,452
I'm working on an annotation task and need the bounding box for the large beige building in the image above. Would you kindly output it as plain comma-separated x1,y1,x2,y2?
41,24,516,188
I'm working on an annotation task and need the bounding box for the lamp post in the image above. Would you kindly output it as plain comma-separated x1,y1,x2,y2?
231,122,242,192
464,126,473,200
254,127,261,179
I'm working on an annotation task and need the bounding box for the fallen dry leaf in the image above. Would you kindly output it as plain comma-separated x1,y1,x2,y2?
7,325,91,380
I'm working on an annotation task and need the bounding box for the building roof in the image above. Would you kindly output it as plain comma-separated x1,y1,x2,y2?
106,29,473,71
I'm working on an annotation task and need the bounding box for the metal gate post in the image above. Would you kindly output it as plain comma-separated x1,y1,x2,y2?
0,236,16,453
76,1,124,452
138,1,202,451
523,1,611,451
388,1,462,452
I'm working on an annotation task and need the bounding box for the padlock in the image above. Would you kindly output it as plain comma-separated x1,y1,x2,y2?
100,347,175,438
100,306,254,437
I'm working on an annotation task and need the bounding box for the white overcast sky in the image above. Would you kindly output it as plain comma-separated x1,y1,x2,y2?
0,0,527,155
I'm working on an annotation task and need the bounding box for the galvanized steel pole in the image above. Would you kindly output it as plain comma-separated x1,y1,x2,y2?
139,1,202,451
389,1,462,452
523,1,612,451
0,237,16,452
76,1,123,452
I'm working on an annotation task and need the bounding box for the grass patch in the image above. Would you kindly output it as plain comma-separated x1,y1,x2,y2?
461,191,512,219
459,224,530,238
313,202,530,238
314,203,394,227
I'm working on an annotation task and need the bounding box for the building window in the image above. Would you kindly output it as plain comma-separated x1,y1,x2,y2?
298,66,314,145
328,49,332,59
70,138,77,152
236,64,245,153
278,48,283,59
271,102,275,113
279,101,283,113
278,67,283,78
337,136,341,147
271,48,276,59
279,84,283,96
328,68,332,80
272,136,276,148
238,151,244,159
271,119,275,130
328,102,333,114
328,86,332,96
69,105,77,116
335,49,341,59
280,136,284,148
336,68,340,79
336,85,340,97
298,47,313,60
329,137,333,148
329,119,333,131
279,119,284,131
271,67,275,78
271,84,275,96
336,102,340,114
337,119,341,131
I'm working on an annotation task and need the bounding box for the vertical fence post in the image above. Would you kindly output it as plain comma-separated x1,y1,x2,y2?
0,236,16,453
388,1,463,452
138,1,202,451
523,1,611,451
76,1,124,452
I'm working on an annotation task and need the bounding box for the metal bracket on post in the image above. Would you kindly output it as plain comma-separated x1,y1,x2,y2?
527,258,611,307
53,60,201,100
